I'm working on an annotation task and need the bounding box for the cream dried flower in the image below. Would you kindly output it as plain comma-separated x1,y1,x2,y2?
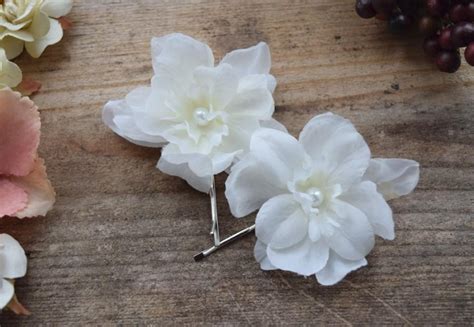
0,47,21,87
0,0,73,59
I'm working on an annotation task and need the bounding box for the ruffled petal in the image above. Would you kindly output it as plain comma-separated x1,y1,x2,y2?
25,18,63,58
254,240,277,271
255,194,301,245
340,181,394,240
157,145,213,193
299,113,371,189
325,200,375,261
0,36,24,60
220,42,271,78
238,74,277,93
0,89,40,176
102,98,166,148
267,238,329,276
41,0,73,18
0,234,27,279
250,128,309,184
0,179,28,218
10,158,55,219
225,155,288,217
151,33,214,85
0,279,14,309
193,64,238,110
225,88,274,120
260,118,288,133
363,158,420,201
315,251,367,286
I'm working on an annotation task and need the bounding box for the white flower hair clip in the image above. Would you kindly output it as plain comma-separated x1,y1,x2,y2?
103,35,420,284
226,112,420,285
103,33,283,258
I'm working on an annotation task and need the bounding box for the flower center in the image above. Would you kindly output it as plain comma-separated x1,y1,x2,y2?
306,187,324,208
1,0,36,23
193,107,212,126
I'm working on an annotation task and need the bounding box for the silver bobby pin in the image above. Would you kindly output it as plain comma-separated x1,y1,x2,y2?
195,176,255,261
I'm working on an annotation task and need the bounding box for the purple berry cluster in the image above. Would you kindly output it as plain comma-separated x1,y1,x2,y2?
356,0,474,73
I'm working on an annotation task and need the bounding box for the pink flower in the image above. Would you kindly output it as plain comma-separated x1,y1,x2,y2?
0,88,55,218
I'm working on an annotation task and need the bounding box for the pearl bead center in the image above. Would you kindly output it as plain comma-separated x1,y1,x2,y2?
307,187,324,207
193,107,211,126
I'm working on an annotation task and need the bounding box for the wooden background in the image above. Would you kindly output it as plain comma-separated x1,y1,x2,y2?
1,0,473,325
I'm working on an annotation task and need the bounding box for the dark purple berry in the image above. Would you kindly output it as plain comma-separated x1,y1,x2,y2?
371,0,397,14
424,36,441,57
389,13,412,32
436,51,461,73
465,43,474,66
426,0,449,17
356,0,377,18
438,28,455,50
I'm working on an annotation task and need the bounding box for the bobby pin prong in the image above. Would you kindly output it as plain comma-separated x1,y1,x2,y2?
194,224,255,262
209,176,220,246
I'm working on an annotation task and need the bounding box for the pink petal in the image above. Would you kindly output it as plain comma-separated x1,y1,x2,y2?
10,158,55,219
0,89,40,176
16,78,42,96
0,178,28,217
58,17,73,30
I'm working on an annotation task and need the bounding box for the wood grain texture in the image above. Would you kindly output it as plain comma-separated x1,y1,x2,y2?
1,0,473,325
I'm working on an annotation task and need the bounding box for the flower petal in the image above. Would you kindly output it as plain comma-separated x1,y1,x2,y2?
0,37,24,60
220,42,271,78
157,145,213,193
0,48,22,88
225,88,274,120
250,128,309,183
363,159,420,201
41,0,73,18
225,155,288,217
0,89,40,176
103,98,166,148
340,181,394,240
238,74,277,93
260,118,288,133
0,179,28,218
325,200,375,260
10,158,55,219
255,194,302,245
193,64,239,110
315,251,367,286
151,33,214,84
27,11,50,39
269,209,308,250
299,113,371,189
25,18,63,58
0,234,27,279
0,279,14,309
254,240,277,271
267,238,329,276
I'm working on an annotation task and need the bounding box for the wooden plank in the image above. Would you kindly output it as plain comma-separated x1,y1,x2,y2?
0,0,472,325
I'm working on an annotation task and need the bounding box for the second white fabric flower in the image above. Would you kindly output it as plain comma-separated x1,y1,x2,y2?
0,234,27,309
226,113,420,285
103,33,282,192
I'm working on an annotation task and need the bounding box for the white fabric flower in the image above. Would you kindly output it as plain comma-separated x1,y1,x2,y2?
0,234,27,309
103,33,282,192
0,0,73,59
226,113,420,285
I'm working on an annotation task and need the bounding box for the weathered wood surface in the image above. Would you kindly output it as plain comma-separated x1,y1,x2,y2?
1,0,473,325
